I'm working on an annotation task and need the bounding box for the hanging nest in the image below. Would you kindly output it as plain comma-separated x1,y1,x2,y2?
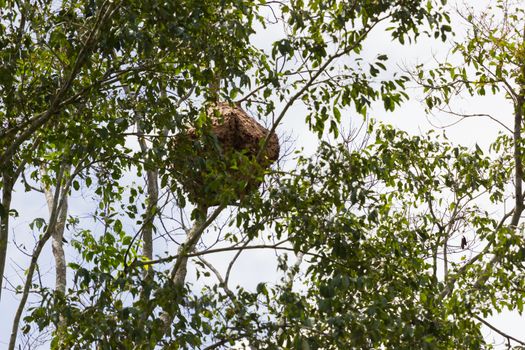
169,102,279,207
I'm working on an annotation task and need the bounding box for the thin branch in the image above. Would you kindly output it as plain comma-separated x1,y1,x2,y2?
440,208,514,299
474,314,525,346
225,239,251,286
433,107,513,133
257,15,389,161
197,256,237,303
134,241,324,268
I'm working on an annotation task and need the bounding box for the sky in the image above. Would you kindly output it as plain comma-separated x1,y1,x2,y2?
1,0,524,348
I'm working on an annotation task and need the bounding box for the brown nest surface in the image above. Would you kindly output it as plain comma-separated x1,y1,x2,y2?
169,103,279,206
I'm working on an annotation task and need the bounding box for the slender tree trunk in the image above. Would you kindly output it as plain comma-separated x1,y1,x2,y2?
170,205,208,284
159,205,224,335
472,65,525,291
440,22,525,299
138,148,157,262
0,170,13,302
135,146,158,344
443,234,448,281
42,171,69,348
127,86,159,262
130,101,161,347
43,168,69,294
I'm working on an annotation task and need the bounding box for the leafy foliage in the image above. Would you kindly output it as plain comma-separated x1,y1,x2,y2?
6,1,525,349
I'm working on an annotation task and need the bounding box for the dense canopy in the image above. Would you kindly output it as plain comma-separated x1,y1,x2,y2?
1,0,525,349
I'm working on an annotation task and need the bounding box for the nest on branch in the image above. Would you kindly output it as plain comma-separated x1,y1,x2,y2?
169,103,279,207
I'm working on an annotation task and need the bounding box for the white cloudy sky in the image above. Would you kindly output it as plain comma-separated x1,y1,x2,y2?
1,0,524,348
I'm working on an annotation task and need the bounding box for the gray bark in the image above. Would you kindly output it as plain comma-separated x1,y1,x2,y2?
0,170,13,302
159,205,224,332
42,168,69,294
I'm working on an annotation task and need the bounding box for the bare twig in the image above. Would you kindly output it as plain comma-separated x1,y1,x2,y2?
474,315,525,346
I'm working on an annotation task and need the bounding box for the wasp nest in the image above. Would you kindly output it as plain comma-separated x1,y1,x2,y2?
169,103,279,207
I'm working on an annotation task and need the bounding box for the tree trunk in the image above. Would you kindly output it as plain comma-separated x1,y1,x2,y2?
0,170,13,302
43,170,69,294
158,205,225,337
